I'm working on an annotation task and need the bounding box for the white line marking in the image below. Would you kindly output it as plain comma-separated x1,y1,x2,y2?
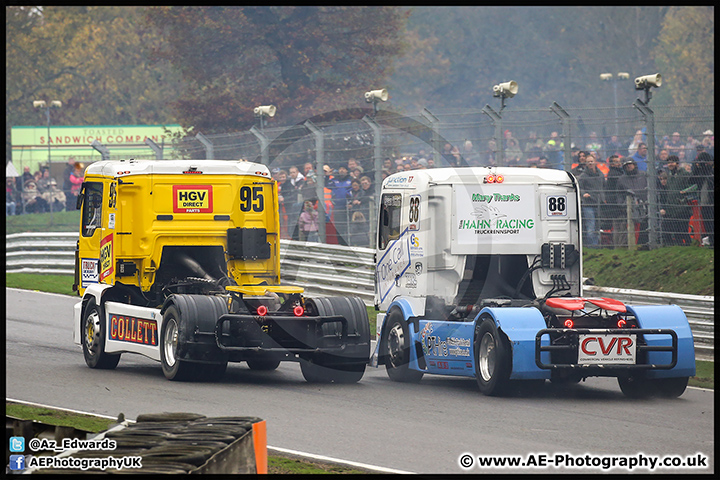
267,445,415,474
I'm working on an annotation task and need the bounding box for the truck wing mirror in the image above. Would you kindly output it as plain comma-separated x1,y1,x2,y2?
76,182,86,210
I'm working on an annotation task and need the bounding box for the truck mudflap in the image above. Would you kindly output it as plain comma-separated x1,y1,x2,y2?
628,304,695,379
534,304,695,379
479,307,551,380
214,313,362,356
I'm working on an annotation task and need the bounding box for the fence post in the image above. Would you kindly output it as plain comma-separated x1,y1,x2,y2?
633,99,659,249
249,126,270,166
304,120,326,243
626,194,636,250
550,102,572,171
420,108,442,167
481,105,503,166
195,132,214,160
90,140,110,161
145,138,163,160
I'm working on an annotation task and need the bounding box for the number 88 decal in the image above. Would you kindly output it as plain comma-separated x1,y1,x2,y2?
409,195,420,223
546,195,567,217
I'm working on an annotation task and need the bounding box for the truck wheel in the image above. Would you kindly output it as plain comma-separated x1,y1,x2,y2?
160,305,199,381
617,376,654,398
653,377,689,398
383,309,423,383
82,298,121,369
474,316,511,396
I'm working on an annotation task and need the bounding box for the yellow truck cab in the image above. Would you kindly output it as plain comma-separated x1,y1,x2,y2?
73,159,369,383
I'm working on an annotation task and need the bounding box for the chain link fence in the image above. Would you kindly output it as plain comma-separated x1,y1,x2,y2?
7,104,714,250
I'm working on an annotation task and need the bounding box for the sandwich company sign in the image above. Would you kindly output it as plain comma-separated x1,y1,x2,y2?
11,124,183,169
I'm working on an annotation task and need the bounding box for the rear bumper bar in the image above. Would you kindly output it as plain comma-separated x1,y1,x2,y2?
214,313,352,354
535,328,678,371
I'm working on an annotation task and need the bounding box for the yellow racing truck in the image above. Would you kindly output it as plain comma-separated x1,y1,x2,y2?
72,159,369,383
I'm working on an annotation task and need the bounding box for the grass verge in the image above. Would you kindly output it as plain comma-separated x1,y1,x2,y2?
583,246,714,296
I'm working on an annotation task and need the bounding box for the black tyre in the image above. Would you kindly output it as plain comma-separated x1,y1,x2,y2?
383,308,423,383
617,376,655,398
300,296,370,384
247,358,281,371
81,298,121,369
160,305,199,381
474,316,512,396
654,376,689,398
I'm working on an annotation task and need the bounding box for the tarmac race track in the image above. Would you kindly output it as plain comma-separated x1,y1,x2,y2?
5,288,714,474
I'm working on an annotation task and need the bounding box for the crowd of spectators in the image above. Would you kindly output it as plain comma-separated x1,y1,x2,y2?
6,157,83,216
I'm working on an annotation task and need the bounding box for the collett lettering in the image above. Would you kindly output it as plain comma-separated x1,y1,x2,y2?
109,315,158,346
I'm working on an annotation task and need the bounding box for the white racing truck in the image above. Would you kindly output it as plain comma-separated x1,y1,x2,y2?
369,167,695,397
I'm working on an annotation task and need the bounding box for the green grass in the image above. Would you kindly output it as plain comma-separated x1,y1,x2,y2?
6,402,116,433
268,456,368,474
583,246,714,296
6,272,78,297
6,209,81,235
691,360,714,389
6,402,365,474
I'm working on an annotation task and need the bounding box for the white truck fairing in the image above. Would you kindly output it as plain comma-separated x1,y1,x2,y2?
375,167,582,312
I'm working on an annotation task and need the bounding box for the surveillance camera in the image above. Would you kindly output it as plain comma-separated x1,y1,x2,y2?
364,89,388,103
617,72,630,80
33,100,46,108
50,100,62,108
254,105,276,117
635,73,662,89
493,81,518,98
600,73,613,81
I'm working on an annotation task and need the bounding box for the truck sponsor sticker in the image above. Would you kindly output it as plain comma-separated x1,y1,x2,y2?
173,185,213,213
420,322,473,359
108,314,158,346
376,227,411,303
99,233,114,281
454,184,536,245
81,258,99,287
577,334,636,364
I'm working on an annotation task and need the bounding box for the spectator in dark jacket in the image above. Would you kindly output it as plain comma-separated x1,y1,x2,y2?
617,158,649,246
663,155,691,245
603,155,625,247
577,155,606,246
688,152,714,246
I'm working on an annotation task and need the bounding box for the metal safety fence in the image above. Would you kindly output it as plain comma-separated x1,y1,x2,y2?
6,233,713,361
8,104,714,250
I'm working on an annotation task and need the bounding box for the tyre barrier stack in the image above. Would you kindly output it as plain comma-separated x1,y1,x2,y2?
30,412,267,474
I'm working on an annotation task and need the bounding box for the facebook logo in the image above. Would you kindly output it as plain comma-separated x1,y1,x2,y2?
9,436,25,452
9,455,25,471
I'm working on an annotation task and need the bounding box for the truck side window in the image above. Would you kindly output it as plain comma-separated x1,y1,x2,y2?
378,193,402,250
81,182,103,237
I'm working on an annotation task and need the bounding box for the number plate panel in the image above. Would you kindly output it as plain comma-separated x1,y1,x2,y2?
577,334,637,365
